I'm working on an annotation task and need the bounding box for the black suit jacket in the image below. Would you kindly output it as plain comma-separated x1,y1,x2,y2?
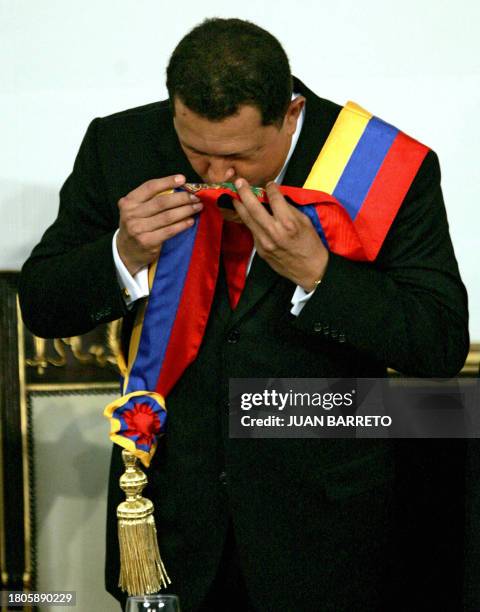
19,79,469,611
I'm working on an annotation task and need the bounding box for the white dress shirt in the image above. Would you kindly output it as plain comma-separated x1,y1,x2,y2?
113,95,316,315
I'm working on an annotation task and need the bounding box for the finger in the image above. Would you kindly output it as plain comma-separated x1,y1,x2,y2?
265,182,295,226
224,167,235,181
231,197,271,246
234,178,275,232
133,203,202,234
139,190,200,218
125,174,186,204
142,217,196,247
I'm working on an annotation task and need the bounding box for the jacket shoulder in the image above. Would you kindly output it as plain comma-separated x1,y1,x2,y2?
99,99,171,123
93,99,174,143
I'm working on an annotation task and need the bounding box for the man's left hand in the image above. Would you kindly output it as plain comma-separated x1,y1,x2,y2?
232,179,329,292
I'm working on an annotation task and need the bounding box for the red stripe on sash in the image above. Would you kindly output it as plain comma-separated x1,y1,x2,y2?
354,132,429,260
316,203,367,260
156,204,223,395
279,187,340,207
221,221,254,309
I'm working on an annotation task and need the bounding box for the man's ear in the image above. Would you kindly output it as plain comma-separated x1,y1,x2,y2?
284,96,306,135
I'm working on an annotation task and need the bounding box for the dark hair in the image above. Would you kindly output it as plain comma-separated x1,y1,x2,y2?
166,18,293,126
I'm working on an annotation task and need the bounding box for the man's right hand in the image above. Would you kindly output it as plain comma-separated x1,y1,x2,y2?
116,174,203,275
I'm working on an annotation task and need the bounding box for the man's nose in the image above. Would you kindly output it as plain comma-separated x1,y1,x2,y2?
206,159,235,183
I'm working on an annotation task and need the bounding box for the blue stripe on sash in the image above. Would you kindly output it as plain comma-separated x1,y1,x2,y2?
128,218,200,391
301,205,328,248
333,117,399,220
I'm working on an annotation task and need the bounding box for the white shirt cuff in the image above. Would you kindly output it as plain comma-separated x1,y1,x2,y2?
290,284,316,317
112,229,150,307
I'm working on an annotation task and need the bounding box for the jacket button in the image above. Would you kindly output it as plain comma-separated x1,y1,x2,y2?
219,471,227,485
313,322,323,333
227,329,240,344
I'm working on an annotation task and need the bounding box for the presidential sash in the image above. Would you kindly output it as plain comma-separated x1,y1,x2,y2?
105,101,429,465
104,101,429,595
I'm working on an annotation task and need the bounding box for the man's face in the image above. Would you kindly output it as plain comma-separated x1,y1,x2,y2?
173,96,305,187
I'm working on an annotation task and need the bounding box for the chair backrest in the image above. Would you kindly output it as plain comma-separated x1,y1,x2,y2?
0,271,121,611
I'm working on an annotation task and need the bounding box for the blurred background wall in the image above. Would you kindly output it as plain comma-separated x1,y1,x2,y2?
1,0,478,336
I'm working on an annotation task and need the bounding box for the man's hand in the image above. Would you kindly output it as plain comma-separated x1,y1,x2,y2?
116,174,203,275
232,179,329,291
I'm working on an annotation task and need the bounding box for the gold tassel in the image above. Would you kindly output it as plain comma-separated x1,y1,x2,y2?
117,449,171,595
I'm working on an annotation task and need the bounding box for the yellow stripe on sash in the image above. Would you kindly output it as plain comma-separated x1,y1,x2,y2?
304,101,372,193
121,258,159,394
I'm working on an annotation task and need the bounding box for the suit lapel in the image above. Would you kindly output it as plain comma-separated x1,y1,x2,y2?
229,251,279,323
281,78,342,188
230,78,342,324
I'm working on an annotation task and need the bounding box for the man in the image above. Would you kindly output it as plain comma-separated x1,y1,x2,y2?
19,17,469,612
